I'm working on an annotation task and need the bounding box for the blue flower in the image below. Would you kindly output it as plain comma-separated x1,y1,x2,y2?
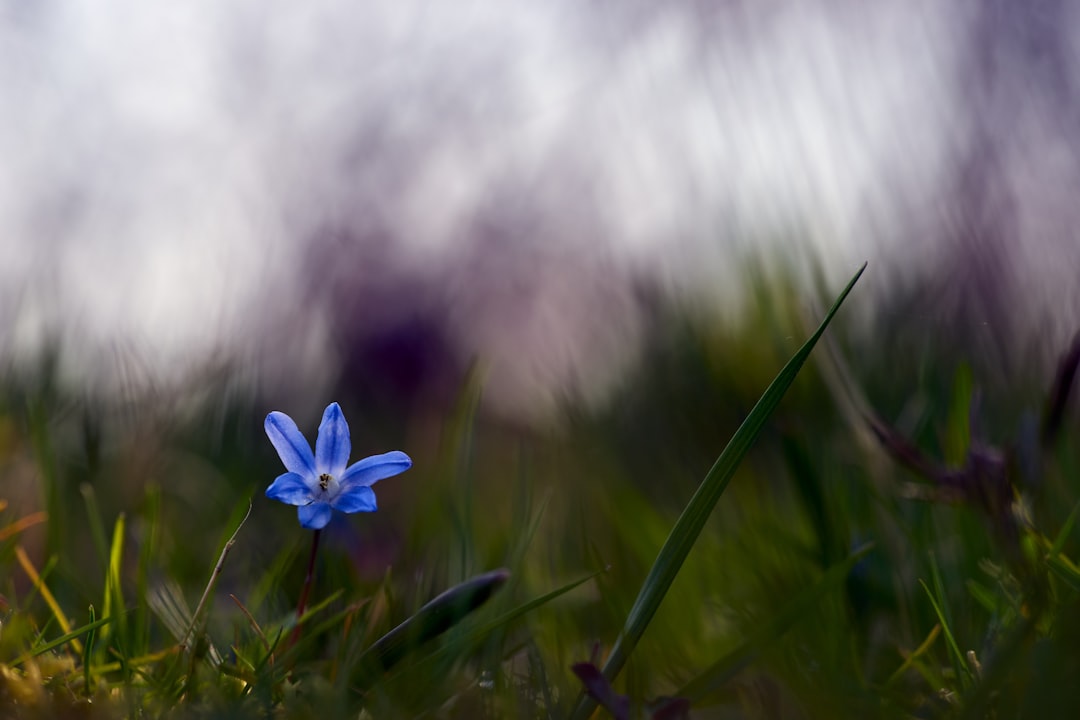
265,402,412,530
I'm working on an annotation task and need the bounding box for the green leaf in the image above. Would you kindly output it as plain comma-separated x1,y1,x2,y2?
570,263,866,720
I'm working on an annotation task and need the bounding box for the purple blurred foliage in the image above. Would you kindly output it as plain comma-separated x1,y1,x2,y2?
572,661,691,720
867,332,1080,566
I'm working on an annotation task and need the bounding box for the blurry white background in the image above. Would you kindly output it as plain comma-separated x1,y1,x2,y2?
2,0,1079,419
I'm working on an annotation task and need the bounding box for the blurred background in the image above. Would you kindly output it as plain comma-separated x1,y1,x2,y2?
3,1,1080,715
2,0,1079,420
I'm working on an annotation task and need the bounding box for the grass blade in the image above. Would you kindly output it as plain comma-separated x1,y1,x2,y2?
270,589,347,670
357,568,510,674
919,579,971,688
229,593,271,660
12,615,113,666
14,545,80,654
399,569,603,680
886,623,942,688
83,605,96,694
0,510,48,543
571,263,866,720
102,513,127,653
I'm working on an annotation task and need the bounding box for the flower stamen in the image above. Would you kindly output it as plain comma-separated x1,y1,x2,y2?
319,473,332,491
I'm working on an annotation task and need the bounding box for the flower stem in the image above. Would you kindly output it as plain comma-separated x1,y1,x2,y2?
290,528,321,649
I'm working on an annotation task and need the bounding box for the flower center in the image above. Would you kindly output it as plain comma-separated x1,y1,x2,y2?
319,473,333,491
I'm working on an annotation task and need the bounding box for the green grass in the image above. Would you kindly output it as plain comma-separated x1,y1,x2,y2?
3,263,1080,718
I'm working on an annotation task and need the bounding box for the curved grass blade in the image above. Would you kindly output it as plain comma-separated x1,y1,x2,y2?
357,568,510,674
570,263,866,720
12,614,113,666
396,568,602,680
886,623,942,688
0,510,48,543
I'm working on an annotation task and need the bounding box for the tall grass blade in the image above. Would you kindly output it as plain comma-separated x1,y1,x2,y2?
919,579,971,688
571,263,866,720
79,483,109,575
14,545,80,654
102,513,127,653
83,605,96,694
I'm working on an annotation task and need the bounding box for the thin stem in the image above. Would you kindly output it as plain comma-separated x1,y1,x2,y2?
290,528,322,648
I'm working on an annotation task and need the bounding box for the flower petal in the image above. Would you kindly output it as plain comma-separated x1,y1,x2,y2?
298,502,333,530
265,412,316,478
332,486,377,513
265,472,313,506
339,451,412,489
315,402,351,478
